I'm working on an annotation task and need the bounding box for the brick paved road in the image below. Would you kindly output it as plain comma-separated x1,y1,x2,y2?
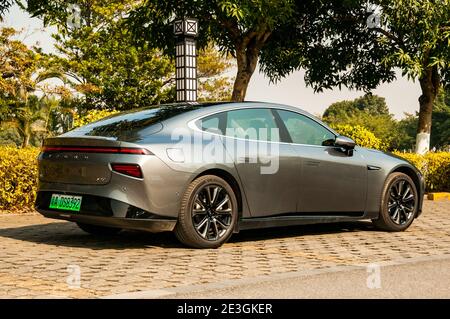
0,199,449,298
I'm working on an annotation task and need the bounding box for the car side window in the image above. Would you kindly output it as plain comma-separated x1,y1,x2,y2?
197,113,224,134
276,110,335,146
225,108,280,142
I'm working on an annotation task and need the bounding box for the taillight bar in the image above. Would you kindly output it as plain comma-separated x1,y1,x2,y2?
111,163,143,178
42,146,152,155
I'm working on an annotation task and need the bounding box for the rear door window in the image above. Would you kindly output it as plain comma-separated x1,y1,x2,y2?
225,108,280,142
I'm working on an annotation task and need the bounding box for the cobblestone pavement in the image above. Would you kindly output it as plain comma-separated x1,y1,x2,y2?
0,199,449,298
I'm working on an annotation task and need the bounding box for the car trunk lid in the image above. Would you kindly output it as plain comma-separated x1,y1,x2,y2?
39,137,148,185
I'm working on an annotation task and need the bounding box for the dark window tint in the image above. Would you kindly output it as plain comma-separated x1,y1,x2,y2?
277,110,335,146
226,108,279,142
68,104,200,141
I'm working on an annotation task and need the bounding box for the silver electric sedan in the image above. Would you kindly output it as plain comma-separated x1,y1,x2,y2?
36,102,424,248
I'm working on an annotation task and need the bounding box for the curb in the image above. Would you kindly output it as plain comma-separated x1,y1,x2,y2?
427,192,450,200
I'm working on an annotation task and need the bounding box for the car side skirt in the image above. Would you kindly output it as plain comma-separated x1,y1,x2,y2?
237,213,369,231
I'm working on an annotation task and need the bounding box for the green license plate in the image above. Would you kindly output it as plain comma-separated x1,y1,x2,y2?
49,194,82,212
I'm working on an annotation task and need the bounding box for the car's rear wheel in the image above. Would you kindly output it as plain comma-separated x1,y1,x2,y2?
372,172,418,231
76,222,121,236
175,175,238,248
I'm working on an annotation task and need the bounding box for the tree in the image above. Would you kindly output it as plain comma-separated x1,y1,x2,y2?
0,1,14,19
25,0,233,111
370,0,449,154
0,27,64,147
260,0,449,154
397,88,450,151
126,0,298,101
322,94,399,150
197,44,233,101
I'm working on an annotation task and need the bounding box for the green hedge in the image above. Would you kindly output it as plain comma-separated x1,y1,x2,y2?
0,147,448,212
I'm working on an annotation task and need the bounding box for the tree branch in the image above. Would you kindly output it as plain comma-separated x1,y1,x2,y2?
371,27,405,49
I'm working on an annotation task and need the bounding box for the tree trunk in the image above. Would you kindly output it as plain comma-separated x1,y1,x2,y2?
231,45,259,102
415,66,440,154
232,68,254,102
22,134,30,148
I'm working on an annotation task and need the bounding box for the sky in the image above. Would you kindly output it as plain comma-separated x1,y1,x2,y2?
3,4,421,119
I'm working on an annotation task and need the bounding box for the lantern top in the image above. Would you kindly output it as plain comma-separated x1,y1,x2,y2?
174,18,198,37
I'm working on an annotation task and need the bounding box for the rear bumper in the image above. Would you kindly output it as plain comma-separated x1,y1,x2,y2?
37,209,177,233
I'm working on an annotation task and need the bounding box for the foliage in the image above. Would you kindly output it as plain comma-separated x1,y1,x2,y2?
330,124,386,150
72,108,119,128
0,27,38,98
323,91,450,151
31,0,233,111
394,151,450,191
431,87,450,149
48,1,175,111
197,44,233,102
126,0,298,101
0,0,14,20
0,27,64,147
260,0,449,152
323,94,399,148
395,114,419,151
0,146,40,211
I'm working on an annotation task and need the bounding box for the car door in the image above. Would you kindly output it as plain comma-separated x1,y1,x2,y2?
275,109,367,213
218,108,300,217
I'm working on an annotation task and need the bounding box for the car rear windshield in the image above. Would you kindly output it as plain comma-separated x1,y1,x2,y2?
64,104,201,141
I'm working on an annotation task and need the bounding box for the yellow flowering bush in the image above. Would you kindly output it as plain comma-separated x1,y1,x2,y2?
330,124,386,150
73,109,119,128
0,146,40,211
394,151,450,191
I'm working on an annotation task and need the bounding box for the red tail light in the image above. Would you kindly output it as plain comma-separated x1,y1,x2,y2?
111,164,143,178
42,146,152,155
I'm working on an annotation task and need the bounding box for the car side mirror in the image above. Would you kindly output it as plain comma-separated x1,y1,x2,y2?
335,135,356,156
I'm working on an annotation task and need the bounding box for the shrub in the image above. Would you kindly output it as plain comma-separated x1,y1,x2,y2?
394,151,450,191
73,109,119,128
0,146,40,211
330,124,386,150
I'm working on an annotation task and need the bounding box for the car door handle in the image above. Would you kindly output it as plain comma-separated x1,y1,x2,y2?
238,156,257,163
305,160,320,167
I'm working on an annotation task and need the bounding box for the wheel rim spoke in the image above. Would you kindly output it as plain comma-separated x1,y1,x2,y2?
387,179,416,226
192,184,233,241
215,195,230,211
195,216,208,231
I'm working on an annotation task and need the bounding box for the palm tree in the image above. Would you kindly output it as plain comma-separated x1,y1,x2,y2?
4,95,50,147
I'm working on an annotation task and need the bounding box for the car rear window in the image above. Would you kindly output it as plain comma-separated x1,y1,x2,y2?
64,104,201,141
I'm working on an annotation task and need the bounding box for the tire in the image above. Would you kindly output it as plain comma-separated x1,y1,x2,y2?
372,172,418,231
76,222,121,236
175,175,238,248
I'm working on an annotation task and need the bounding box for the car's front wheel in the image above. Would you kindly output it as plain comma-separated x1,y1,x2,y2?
76,222,121,236
175,175,238,248
372,172,418,231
